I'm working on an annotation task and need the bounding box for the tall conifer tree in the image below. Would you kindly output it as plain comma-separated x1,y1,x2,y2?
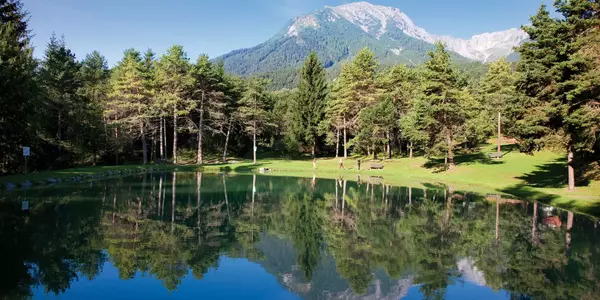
292,52,328,157
516,2,600,190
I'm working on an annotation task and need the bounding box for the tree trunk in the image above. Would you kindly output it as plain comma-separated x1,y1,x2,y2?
114,119,119,165
495,201,500,241
173,109,178,164
197,91,204,165
171,172,176,233
568,142,575,190
253,120,257,164
223,175,231,222
163,117,168,160
104,117,108,144
566,211,573,250
373,143,377,160
409,141,414,159
252,174,256,207
159,117,164,161
335,128,340,158
445,127,455,169
497,112,502,155
158,175,163,216
223,118,232,163
153,131,157,162
57,112,62,155
342,180,346,218
335,179,339,210
532,202,538,244
196,172,202,244
343,117,347,158
387,131,391,159
140,119,147,164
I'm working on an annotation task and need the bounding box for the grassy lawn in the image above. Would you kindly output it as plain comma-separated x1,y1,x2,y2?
2,143,599,216
0,164,177,186
188,144,600,216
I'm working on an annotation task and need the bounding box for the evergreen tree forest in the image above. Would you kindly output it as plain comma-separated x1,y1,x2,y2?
1,0,599,190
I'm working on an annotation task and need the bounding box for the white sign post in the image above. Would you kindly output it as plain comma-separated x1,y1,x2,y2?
23,146,30,173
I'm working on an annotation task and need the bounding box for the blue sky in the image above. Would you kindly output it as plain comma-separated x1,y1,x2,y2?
25,0,554,66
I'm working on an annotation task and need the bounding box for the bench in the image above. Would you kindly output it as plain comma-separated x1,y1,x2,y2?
488,152,503,159
370,163,384,170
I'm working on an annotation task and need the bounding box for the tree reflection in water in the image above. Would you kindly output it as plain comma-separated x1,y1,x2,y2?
0,173,598,299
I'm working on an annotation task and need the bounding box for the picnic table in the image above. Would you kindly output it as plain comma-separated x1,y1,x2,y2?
370,163,384,170
488,152,503,159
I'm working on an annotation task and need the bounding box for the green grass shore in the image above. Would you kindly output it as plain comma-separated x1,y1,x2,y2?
2,144,599,216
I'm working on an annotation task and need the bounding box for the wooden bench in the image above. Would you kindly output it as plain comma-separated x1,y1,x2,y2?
488,152,503,159
370,163,384,170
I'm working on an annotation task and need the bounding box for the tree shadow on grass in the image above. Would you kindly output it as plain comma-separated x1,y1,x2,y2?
211,163,267,173
517,158,591,188
423,151,504,173
500,183,600,217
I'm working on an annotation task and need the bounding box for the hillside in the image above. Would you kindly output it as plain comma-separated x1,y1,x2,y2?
217,1,527,88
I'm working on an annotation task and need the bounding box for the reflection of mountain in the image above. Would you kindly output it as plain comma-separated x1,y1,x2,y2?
253,232,415,300
456,258,486,287
3,173,600,300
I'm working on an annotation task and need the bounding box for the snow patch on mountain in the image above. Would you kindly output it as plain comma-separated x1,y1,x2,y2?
286,15,320,37
328,1,430,40
390,48,403,55
288,1,527,62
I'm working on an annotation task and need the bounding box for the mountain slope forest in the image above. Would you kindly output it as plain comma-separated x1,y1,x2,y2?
217,2,526,89
1,0,599,192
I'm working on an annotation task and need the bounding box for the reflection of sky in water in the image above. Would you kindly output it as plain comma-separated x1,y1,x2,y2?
34,257,300,300
5,173,597,300
32,256,509,300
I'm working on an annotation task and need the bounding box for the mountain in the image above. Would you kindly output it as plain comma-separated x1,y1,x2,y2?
218,1,527,87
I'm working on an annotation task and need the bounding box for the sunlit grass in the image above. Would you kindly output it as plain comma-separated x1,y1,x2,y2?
2,143,599,216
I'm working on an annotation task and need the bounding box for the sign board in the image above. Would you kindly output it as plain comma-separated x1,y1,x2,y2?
23,147,30,157
22,200,29,211
254,146,257,152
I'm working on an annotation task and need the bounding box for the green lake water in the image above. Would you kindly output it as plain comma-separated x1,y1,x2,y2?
1,172,599,299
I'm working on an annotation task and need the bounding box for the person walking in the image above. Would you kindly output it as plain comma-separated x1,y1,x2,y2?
313,158,317,170
357,159,361,171
339,157,344,169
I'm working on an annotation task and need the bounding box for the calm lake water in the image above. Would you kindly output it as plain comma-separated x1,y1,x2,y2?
1,173,599,299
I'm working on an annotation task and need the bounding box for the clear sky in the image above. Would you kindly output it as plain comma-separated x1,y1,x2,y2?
25,0,554,66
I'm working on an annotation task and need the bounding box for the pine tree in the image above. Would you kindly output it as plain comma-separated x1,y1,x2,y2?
291,52,328,157
377,64,419,157
155,45,194,164
107,49,148,164
141,49,159,161
476,59,517,154
221,73,244,162
355,98,396,159
0,0,38,173
39,34,83,165
79,50,109,165
191,55,226,164
417,42,469,169
236,77,274,164
326,48,378,157
516,2,600,190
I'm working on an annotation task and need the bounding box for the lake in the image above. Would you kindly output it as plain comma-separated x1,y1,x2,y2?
1,172,599,299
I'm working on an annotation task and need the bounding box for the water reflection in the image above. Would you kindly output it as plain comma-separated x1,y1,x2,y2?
0,173,599,299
